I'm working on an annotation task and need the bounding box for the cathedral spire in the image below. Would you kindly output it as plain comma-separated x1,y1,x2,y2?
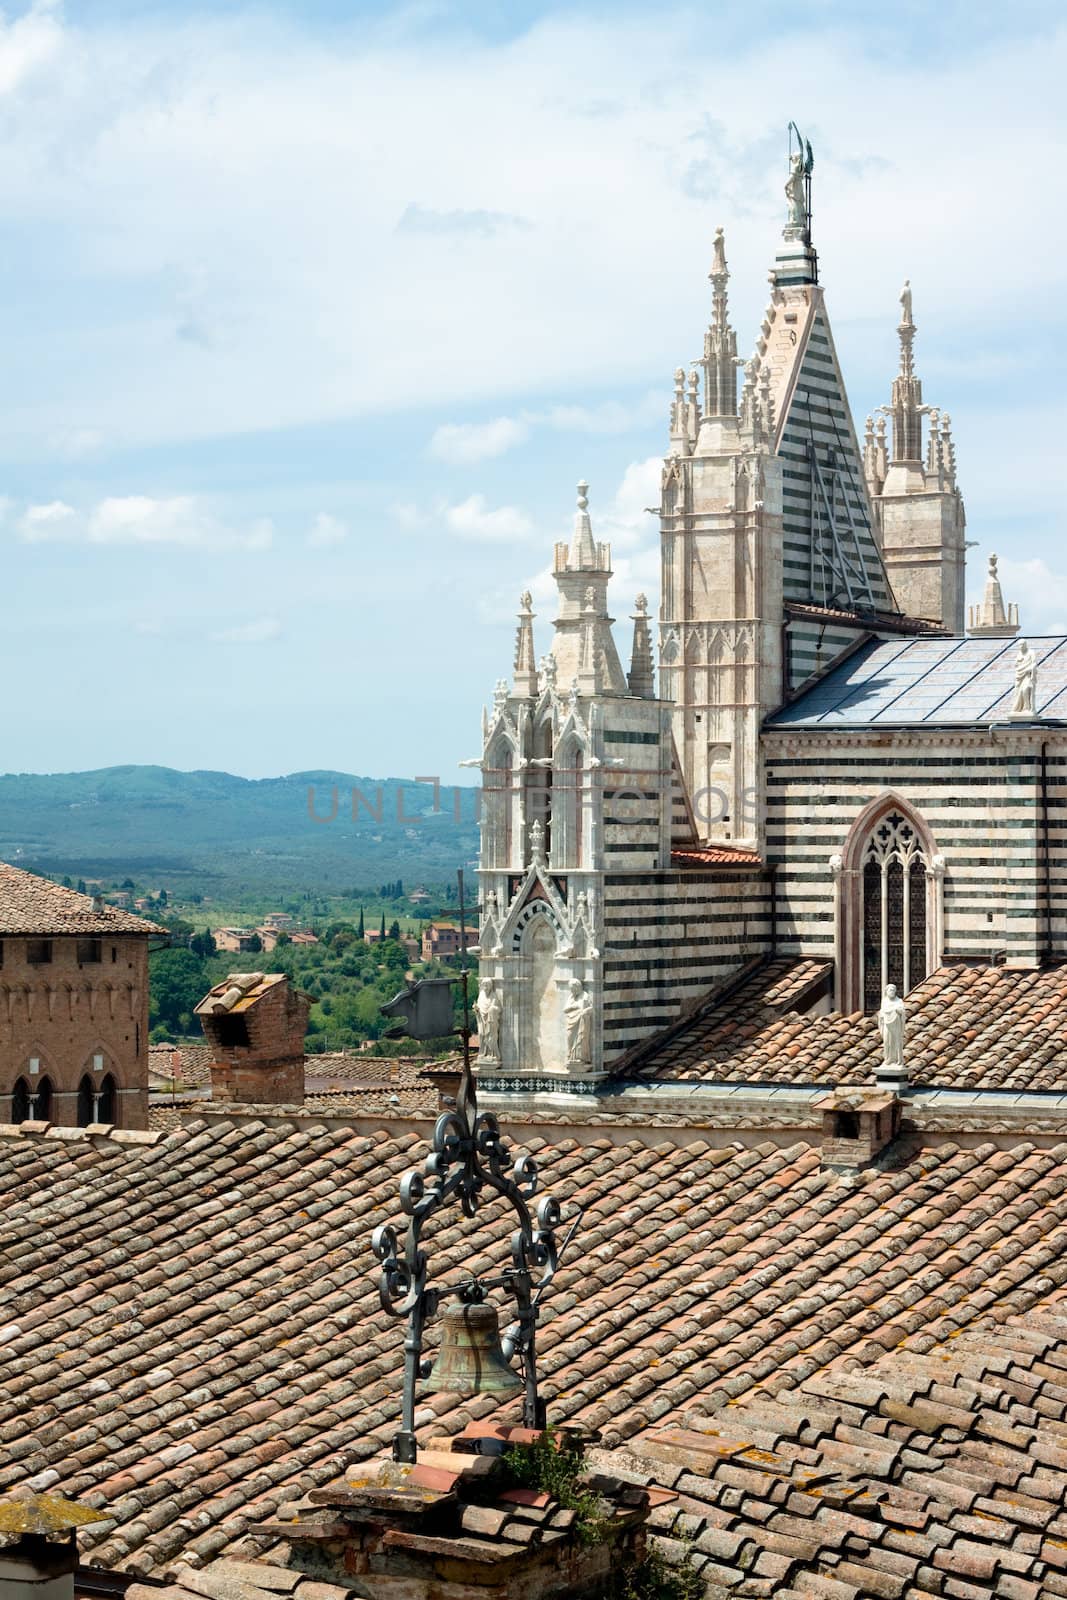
513,590,539,698
627,593,655,698
567,479,597,569
887,279,923,464
968,553,1020,639
701,227,738,420
550,482,627,696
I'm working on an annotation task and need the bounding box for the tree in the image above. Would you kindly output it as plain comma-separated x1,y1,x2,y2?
158,888,169,907
149,948,209,1036
357,905,365,939
379,912,386,939
276,930,291,946
388,919,401,941
122,877,135,890
247,932,263,953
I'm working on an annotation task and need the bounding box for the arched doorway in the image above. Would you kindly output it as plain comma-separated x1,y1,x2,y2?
30,1077,53,1122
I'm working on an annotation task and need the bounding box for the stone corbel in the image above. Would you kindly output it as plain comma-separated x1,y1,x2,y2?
24,984,35,1023
85,982,97,1022
45,986,57,1022
126,984,138,1020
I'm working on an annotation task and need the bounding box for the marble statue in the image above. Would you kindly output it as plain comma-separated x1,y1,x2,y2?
564,978,593,1066
785,152,806,232
1011,640,1037,716
900,279,912,323
877,984,906,1069
530,818,546,866
474,977,501,1063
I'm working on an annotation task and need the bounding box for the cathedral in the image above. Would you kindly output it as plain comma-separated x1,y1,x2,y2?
473,144,1056,1089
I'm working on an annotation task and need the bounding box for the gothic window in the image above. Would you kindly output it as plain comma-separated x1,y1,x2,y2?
77,1073,116,1126
33,1077,53,1122
484,740,515,869
10,1077,29,1124
859,810,931,1011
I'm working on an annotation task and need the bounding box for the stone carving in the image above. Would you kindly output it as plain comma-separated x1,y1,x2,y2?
877,984,906,1069
785,152,806,233
1011,640,1037,717
900,278,912,323
564,978,593,1066
474,977,501,1063
530,818,546,867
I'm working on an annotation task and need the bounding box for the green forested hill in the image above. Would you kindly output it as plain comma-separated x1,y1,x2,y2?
0,765,479,898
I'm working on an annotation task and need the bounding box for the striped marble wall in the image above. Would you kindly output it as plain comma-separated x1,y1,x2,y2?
764,728,1067,975
601,868,771,1057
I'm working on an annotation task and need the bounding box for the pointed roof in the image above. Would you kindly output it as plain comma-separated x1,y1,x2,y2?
968,553,1020,638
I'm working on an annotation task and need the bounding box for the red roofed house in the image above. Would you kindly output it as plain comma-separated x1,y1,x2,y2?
0,861,168,1130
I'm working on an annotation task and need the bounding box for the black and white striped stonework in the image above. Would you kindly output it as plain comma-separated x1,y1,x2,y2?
764,729,1067,968
778,311,893,615
600,869,771,1058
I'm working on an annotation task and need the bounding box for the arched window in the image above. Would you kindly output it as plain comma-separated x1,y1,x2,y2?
98,1073,116,1124
835,798,944,1014
483,739,515,869
10,1077,29,1125
77,1074,94,1127
31,1076,53,1123
78,1072,116,1126
528,720,553,865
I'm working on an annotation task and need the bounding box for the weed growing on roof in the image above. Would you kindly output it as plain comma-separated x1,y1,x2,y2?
613,1537,704,1600
500,1427,607,1545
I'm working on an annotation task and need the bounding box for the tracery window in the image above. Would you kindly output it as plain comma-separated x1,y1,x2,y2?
861,811,929,1012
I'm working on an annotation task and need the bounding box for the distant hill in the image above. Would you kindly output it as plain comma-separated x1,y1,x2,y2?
0,766,479,898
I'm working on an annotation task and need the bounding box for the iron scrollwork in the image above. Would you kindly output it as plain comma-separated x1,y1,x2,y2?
372,1061,562,1463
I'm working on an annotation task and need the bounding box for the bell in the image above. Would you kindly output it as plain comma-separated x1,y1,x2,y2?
426,1300,523,1397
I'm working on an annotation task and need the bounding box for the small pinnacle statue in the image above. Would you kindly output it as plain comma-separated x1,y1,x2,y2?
474,976,502,1063
1011,640,1037,717
900,279,913,324
563,978,593,1066
877,983,906,1070
530,818,546,866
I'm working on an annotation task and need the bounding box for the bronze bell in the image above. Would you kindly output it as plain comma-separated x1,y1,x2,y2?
426,1300,523,1397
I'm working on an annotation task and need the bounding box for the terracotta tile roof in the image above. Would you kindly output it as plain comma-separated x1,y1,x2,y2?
670,845,763,868
194,972,286,1016
626,959,1067,1092
303,1054,433,1089
607,1295,1067,1596
147,1043,213,1089
4,1121,1067,1576
784,599,947,635
0,861,169,936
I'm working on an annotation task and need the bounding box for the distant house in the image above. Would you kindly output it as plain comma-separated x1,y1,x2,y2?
421,922,464,962
254,926,280,952
364,928,386,945
409,888,431,904
262,912,294,930
214,927,260,954
289,931,319,947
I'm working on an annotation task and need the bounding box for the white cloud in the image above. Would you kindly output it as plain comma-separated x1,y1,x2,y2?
15,494,273,550
307,512,347,547
445,494,532,542
0,5,1058,467
429,417,529,464
210,616,282,645
18,500,77,541
983,555,1067,638
389,501,428,530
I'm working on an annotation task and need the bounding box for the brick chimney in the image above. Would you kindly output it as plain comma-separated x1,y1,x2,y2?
815,1090,902,1171
195,973,310,1105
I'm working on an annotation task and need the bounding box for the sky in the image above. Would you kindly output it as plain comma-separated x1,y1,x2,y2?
2,0,1065,779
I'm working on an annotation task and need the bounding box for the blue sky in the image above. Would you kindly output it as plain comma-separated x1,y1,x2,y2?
3,0,1065,778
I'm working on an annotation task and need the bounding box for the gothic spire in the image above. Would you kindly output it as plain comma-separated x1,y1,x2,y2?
968,553,1020,638
627,593,655,698
567,479,598,569
701,227,738,419
888,279,923,463
512,590,538,698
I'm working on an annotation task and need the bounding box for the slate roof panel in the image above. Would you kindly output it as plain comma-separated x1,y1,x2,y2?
767,635,1067,728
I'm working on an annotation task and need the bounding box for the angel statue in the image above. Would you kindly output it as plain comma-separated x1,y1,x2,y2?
1011,640,1037,717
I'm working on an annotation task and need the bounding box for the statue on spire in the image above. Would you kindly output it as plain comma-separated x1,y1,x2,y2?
783,122,814,243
